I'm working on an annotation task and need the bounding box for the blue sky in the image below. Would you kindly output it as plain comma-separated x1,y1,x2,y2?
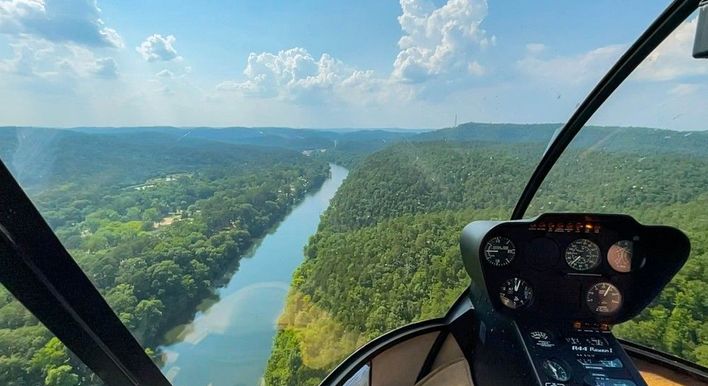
0,0,706,130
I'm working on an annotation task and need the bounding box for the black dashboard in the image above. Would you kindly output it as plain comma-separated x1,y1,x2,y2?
461,213,690,324
460,213,691,386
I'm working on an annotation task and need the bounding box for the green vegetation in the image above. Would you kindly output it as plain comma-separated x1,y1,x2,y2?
0,128,329,385
0,124,706,386
265,137,708,385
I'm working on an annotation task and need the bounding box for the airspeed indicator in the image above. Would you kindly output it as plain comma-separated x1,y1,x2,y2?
565,238,601,271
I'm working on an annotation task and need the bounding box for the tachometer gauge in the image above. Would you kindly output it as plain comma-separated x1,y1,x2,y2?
608,240,633,273
565,239,600,271
541,359,571,382
484,236,516,267
499,277,533,309
586,282,622,315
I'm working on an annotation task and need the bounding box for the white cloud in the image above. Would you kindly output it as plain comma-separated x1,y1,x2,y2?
1,40,118,79
156,69,175,78
517,44,625,85
90,57,117,78
393,0,493,83
634,17,707,81
215,47,389,104
57,46,118,78
137,34,180,62
0,0,123,48
525,43,546,55
517,17,706,87
216,0,496,104
668,83,699,96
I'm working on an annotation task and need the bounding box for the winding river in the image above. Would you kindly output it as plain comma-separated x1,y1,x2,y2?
159,164,348,386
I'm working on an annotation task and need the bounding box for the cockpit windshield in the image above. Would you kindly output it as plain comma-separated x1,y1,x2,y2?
526,10,707,367
0,1,705,386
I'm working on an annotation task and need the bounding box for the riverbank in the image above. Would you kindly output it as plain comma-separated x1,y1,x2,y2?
159,164,348,386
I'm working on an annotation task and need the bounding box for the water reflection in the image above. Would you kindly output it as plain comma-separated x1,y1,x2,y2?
159,164,348,386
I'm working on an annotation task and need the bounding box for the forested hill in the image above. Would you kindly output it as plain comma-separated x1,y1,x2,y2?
0,128,330,385
265,136,708,385
417,122,708,156
0,127,316,191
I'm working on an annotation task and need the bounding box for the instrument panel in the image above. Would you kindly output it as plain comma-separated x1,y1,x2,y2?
461,213,690,323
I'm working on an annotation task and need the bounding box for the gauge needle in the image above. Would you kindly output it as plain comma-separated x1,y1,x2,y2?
571,256,582,265
515,279,520,291
550,364,559,378
604,286,611,297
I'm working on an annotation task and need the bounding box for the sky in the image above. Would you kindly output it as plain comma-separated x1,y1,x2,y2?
0,0,706,130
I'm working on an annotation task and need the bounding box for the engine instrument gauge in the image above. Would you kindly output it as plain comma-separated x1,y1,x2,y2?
484,236,516,267
608,240,633,273
586,282,622,315
499,277,533,309
541,359,571,382
565,239,601,271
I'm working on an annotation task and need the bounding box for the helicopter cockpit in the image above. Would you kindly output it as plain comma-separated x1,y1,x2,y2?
325,213,693,386
0,1,706,386
322,1,708,385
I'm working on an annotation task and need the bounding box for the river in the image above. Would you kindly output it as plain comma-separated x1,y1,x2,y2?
159,164,348,386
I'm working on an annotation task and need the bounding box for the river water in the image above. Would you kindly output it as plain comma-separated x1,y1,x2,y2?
159,164,348,386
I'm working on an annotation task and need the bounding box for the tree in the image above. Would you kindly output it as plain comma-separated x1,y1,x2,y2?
44,365,79,386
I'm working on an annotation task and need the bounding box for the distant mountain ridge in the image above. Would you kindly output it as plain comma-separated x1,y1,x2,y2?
417,122,708,156
1,122,705,187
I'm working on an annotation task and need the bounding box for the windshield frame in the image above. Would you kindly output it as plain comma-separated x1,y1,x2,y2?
511,0,701,220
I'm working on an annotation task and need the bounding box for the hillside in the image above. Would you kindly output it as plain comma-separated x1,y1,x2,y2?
419,122,708,156
0,128,331,385
264,135,708,385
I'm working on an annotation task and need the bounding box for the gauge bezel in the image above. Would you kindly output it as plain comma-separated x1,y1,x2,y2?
483,236,516,267
498,277,534,310
586,282,623,316
607,240,633,273
564,238,601,271
541,358,572,382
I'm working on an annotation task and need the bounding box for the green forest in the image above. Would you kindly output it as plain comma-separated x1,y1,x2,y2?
0,128,330,385
264,137,708,385
0,124,705,386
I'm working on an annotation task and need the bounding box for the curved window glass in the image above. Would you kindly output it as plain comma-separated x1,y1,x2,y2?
527,11,707,366
0,285,101,386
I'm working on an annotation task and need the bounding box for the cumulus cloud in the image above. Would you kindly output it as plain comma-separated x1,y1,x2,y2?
58,47,118,78
392,0,493,82
216,47,386,103
216,0,496,104
517,17,706,87
0,40,118,79
0,0,123,48
634,17,707,81
137,34,180,62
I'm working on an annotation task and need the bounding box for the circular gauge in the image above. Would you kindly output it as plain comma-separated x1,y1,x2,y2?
484,236,516,267
499,277,533,309
608,240,633,273
541,359,571,382
586,282,623,315
565,239,601,271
